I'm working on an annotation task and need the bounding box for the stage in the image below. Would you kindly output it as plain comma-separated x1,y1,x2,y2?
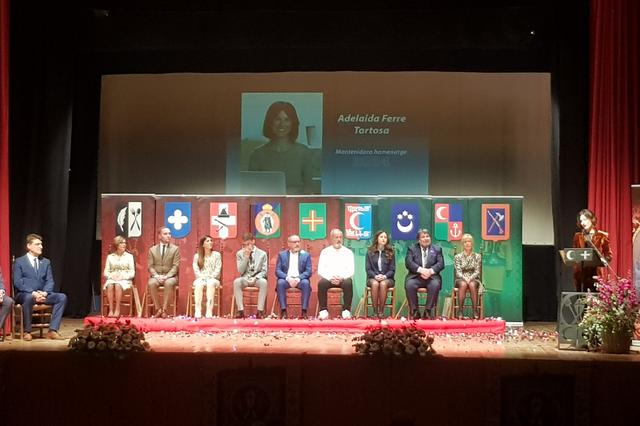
2,319,639,426
82,315,507,334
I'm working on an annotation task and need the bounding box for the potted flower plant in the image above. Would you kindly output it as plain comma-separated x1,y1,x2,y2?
579,276,639,353
353,325,436,357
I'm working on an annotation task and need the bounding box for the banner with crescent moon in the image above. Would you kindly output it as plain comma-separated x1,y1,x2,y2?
344,203,372,240
391,202,420,240
434,203,463,241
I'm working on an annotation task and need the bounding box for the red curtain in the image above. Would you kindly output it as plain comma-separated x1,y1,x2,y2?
1,0,9,333
589,0,640,278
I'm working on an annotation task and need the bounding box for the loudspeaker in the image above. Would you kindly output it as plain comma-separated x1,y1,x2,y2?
557,292,589,350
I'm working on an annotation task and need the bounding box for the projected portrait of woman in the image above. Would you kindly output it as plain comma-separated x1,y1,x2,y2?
248,101,315,194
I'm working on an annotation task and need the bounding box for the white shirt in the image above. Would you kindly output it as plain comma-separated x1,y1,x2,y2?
287,251,300,278
27,253,39,271
422,247,429,268
318,245,354,280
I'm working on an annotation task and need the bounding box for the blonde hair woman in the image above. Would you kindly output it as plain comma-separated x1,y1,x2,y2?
192,235,222,318
103,236,135,317
453,234,481,319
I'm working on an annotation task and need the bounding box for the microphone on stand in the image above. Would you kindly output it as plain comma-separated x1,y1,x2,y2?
583,229,619,279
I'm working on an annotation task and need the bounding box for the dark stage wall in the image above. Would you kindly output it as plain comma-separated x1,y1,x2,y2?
0,350,636,426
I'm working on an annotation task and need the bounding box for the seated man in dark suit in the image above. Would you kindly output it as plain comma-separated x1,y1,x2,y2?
404,228,444,319
275,234,312,319
12,233,67,340
1,267,15,339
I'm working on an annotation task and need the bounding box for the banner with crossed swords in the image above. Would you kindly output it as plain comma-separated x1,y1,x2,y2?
481,203,511,241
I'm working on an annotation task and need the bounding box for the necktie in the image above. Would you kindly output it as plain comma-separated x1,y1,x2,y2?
422,248,427,268
161,245,166,258
33,258,38,273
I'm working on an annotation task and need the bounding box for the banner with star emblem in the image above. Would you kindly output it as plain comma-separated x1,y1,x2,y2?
210,202,238,239
434,203,463,241
391,203,419,240
164,202,191,238
299,203,326,240
252,202,281,239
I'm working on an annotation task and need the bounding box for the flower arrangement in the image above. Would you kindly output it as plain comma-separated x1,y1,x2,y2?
68,319,151,357
353,325,436,357
579,277,639,352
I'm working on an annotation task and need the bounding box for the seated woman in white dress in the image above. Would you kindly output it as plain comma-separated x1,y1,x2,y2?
103,235,135,317
193,235,222,318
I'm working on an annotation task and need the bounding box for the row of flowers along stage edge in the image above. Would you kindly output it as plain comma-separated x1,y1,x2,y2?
353,324,437,357
579,276,639,354
69,320,151,358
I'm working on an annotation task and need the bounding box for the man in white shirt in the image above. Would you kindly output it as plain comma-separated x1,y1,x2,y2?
317,229,354,320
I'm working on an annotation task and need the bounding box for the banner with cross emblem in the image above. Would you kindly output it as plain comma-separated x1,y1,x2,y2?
210,202,238,239
299,203,326,240
164,202,191,238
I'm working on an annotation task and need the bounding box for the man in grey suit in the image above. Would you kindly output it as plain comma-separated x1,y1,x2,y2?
147,227,180,318
233,233,268,319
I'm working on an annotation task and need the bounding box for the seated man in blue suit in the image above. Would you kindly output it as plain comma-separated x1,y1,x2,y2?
275,234,312,319
13,233,67,340
1,267,14,340
405,228,444,319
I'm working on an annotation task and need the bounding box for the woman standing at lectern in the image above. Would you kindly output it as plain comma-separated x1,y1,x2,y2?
572,209,613,292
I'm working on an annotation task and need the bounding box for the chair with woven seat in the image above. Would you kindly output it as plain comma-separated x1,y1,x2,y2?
270,287,303,318
395,288,439,319
186,285,222,318
12,301,52,339
451,283,485,319
361,286,396,319
314,287,344,318
143,285,179,317
101,283,141,317
230,286,263,317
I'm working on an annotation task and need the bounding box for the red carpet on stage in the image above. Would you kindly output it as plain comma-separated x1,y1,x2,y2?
83,316,506,334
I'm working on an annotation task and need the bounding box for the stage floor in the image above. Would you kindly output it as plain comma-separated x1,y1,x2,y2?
2,318,639,360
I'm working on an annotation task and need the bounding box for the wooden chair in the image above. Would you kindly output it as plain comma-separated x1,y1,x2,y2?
230,286,261,317
186,285,222,317
270,287,303,317
12,300,52,339
451,283,485,319
314,287,344,318
101,283,141,317
143,284,179,317
358,286,396,318
395,288,439,319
